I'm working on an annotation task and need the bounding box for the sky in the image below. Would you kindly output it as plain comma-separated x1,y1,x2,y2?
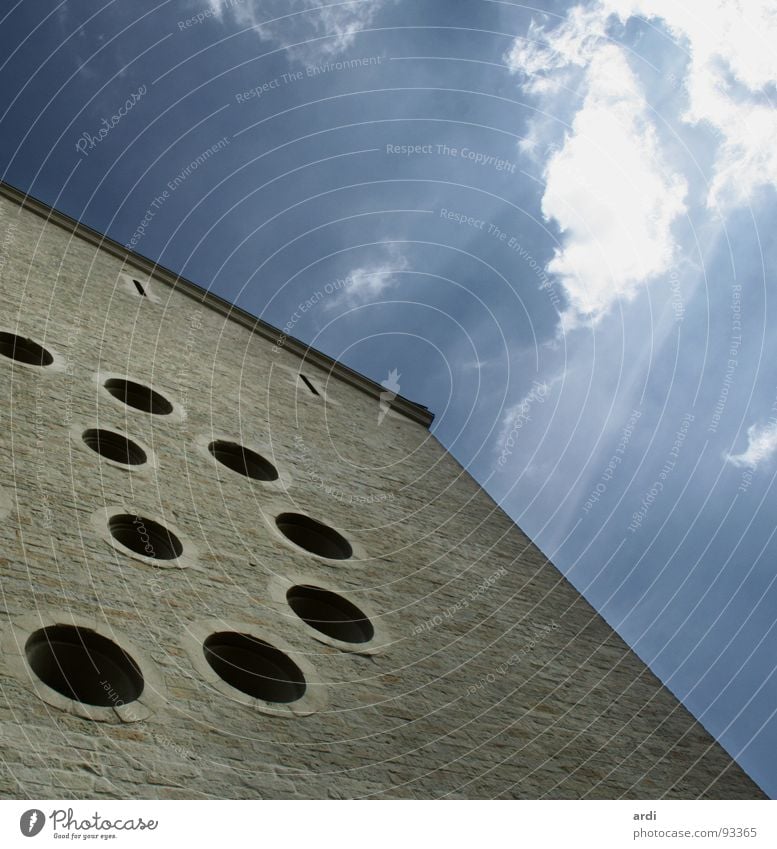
1,0,776,796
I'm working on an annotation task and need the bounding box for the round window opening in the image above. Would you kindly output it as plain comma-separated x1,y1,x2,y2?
208,440,278,481
103,378,173,415
108,513,183,560
203,632,306,703
25,625,144,707
287,585,374,644
0,331,54,367
82,429,147,466
275,513,352,560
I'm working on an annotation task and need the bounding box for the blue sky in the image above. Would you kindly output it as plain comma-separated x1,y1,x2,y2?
2,0,776,796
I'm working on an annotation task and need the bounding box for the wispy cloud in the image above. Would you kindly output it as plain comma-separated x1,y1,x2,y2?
726,421,777,470
206,0,389,61
506,4,611,94
496,372,563,458
329,245,409,308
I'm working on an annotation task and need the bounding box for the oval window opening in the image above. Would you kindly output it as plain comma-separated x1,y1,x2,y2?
82,429,147,466
26,625,144,707
287,585,374,644
108,513,183,560
275,513,352,560
203,632,306,703
103,378,173,415
0,332,54,367
208,440,278,481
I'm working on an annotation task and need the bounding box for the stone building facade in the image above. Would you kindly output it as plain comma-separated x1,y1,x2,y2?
0,181,764,798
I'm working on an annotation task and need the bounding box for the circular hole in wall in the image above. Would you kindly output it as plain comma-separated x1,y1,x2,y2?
203,632,306,703
0,332,54,366
82,429,147,466
275,513,352,560
287,585,374,643
208,440,278,481
103,378,173,415
25,625,144,707
108,513,183,560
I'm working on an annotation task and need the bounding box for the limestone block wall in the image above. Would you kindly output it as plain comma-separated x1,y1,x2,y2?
0,187,764,799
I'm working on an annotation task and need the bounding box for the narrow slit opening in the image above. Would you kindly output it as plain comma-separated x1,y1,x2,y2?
299,374,320,396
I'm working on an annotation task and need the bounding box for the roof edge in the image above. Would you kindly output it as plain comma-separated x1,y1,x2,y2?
0,180,434,429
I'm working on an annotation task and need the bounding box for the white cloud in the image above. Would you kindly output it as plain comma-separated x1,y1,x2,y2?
505,0,777,327
726,421,777,469
207,0,389,60
510,1,777,206
510,36,687,328
330,246,409,307
605,0,777,208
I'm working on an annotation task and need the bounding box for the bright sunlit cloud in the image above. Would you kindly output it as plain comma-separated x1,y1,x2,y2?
506,0,777,328
509,38,686,328
606,0,777,208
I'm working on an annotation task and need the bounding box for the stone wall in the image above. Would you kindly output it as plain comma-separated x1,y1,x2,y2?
0,190,764,798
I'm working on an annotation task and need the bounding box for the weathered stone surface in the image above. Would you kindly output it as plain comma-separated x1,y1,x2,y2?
0,189,764,799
